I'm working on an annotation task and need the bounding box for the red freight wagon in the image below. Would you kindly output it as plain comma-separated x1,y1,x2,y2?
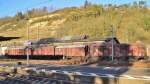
129,43,147,59
66,45,86,57
5,49,10,55
16,49,25,55
104,44,129,58
89,43,103,57
25,48,32,55
6,48,25,56
33,48,42,55
55,45,86,57
102,44,111,57
41,46,54,56
92,44,122,58
55,46,66,56
100,44,116,58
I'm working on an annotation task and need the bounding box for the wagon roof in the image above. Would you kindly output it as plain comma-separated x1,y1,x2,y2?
35,38,62,44
32,36,120,45
94,37,120,44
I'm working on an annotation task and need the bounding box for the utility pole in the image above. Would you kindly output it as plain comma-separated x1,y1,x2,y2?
27,23,29,66
26,19,31,66
110,25,114,63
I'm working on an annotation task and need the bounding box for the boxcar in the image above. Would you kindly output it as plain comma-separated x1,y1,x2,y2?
89,43,103,57
41,46,55,56
89,43,130,61
5,48,25,58
55,45,87,59
129,43,147,59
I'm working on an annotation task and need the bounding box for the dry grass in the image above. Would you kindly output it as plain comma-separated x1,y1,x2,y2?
0,5,150,44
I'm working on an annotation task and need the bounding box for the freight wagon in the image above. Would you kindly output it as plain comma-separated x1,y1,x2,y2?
1,42,148,62
5,47,25,59
55,45,89,61
30,46,56,59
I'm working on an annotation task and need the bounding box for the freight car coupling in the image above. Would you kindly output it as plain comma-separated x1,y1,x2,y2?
0,42,148,64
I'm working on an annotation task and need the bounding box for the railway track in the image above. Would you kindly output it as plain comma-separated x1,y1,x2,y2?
0,58,90,65
0,57,149,68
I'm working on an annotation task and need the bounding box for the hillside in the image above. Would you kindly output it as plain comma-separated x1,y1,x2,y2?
0,4,150,44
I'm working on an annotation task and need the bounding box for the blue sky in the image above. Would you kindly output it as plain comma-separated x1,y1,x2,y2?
0,0,150,18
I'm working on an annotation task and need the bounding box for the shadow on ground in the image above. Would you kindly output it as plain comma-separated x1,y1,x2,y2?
80,58,133,84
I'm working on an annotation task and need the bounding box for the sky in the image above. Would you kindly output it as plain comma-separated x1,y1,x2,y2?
0,0,150,18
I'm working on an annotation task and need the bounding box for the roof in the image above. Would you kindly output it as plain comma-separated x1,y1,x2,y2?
56,45,86,48
85,37,120,44
32,36,120,45
35,38,62,44
34,35,88,44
